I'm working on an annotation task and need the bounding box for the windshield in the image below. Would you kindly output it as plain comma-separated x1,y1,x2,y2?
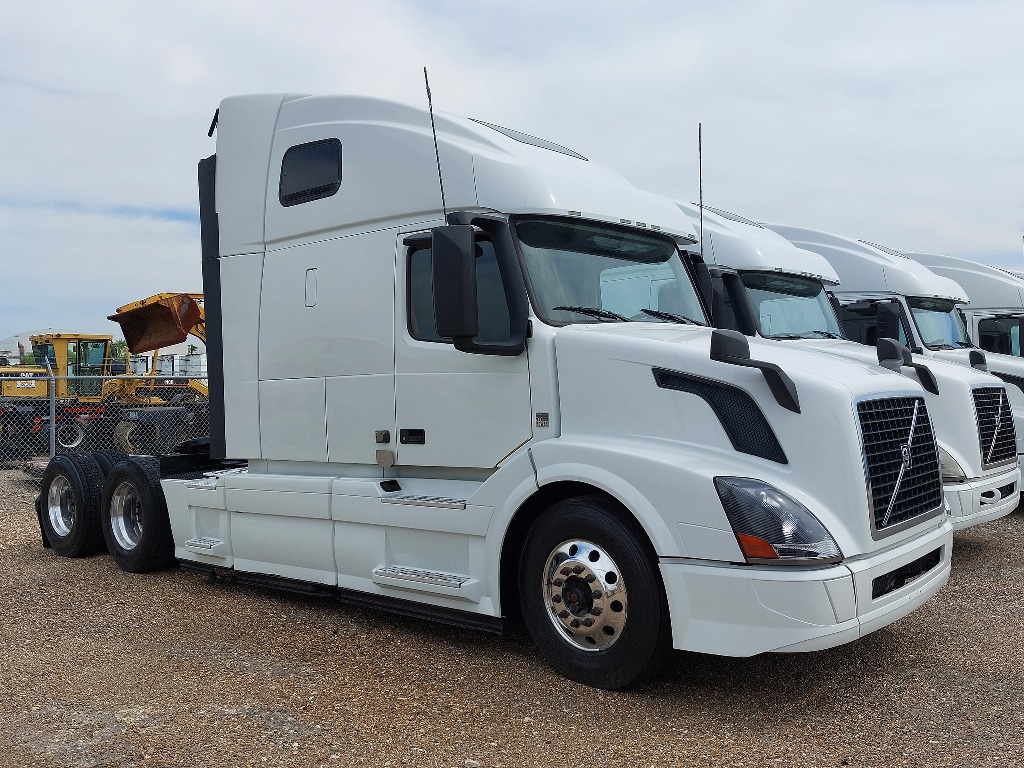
32,343,56,368
978,315,1024,356
514,217,707,325
908,297,972,349
739,272,844,339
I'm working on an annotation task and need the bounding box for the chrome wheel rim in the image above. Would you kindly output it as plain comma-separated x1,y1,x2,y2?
46,475,75,537
56,421,85,450
109,481,143,550
542,539,627,651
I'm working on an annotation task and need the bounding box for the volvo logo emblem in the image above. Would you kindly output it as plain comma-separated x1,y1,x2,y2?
901,445,912,468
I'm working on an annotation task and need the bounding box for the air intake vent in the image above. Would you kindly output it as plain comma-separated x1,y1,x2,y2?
972,387,1017,468
858,397,943,537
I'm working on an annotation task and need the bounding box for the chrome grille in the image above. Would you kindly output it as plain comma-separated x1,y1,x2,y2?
858,397,943,535
972,387,1017,468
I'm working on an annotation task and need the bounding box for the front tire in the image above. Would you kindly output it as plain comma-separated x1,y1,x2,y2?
100,458,174,573
38,453,105,556
519,496,672,690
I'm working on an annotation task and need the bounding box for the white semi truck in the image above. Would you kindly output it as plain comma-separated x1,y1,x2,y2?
36,94,954,689
762,225,1024,483
676,205,1020,529
903,251,1024,358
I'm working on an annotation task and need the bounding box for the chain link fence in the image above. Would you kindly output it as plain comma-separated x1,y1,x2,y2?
0,375,210,471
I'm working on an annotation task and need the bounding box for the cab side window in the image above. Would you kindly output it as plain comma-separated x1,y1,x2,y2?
279,139,342,207
408,239,512,343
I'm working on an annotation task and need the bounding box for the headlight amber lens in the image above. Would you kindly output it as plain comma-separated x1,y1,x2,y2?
714,477,843,564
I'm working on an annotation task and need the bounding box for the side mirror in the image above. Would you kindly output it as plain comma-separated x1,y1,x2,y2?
876,337,911,371
710,328,751,361
826,292,846,336
876,301,902,342
686,253,714,317
969,349,987,371
707,270,725,327
710,328,800,413
876,337,939,394
431,225,478,341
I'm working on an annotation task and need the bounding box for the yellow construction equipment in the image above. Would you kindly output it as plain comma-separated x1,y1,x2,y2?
1,294,208,455
110,292,205,352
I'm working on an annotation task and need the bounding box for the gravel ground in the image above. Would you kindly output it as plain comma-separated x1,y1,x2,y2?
2,468,1023,768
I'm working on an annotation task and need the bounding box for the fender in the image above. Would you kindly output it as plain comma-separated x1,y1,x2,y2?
525,437,764,560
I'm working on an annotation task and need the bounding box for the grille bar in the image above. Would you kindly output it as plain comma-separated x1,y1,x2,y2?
858,397,944,535
972,387,1017,468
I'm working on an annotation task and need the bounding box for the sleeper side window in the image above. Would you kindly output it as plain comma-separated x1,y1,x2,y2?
279,139,342,207
407,239,512,344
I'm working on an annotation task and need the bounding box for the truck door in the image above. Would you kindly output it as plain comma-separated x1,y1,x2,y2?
394,230,532,470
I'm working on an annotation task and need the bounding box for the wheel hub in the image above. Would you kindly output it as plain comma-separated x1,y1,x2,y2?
109,481,143,551
543,540,627,652
46,475,75,537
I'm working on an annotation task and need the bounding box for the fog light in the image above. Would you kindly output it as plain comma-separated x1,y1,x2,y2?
937,447,967,483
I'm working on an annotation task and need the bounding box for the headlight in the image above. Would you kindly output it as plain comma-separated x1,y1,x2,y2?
937,447,967,483
714,477,843,565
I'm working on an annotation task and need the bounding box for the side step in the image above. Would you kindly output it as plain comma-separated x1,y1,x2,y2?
380,495,467,510
177,562,504,635
372,565,480,602
184,536,223,550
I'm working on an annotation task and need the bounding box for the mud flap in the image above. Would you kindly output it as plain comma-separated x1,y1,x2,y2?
34,495,51,549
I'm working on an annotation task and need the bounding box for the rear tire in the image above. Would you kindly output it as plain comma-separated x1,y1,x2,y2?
91,449,130,477
100,458,174,573
519,496,672,690
38,453,106,556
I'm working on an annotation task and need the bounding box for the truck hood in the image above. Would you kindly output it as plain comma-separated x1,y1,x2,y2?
780,337,1011,478
550,323,941,558
564,323,907,393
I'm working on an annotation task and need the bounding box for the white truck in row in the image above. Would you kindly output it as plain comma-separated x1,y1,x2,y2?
903,250,1024,359
36,94,954,689
764,227,1024,481
677,205,1020,529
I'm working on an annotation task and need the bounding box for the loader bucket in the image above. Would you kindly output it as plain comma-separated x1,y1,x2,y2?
109,294,202,354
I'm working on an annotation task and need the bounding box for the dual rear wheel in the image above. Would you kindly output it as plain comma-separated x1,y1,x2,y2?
37,453,173,572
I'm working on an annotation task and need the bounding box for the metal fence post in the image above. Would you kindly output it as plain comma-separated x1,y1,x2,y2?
47,365,56,458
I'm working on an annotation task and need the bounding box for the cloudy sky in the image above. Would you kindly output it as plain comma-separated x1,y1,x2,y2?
2,0,1023,336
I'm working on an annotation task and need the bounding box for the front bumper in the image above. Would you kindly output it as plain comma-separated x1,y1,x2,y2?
943,464,1019,530
659,520,953,656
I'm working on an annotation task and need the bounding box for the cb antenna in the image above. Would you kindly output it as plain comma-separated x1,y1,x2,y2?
698,122,704,260
424,67,448,220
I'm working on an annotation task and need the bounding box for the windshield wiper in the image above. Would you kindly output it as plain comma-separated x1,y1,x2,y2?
925,341,957,350
638,308,707,326
766,330,842,340
953,340,974,348
553,305,628,322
